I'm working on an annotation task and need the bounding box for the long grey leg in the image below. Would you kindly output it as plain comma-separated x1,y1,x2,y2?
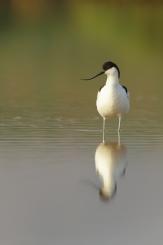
118,115,121,132
102,117,106,143
118,130,121,146
118,115,121,145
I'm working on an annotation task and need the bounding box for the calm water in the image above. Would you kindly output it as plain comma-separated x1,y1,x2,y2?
0,4,163,244
0,83,163,245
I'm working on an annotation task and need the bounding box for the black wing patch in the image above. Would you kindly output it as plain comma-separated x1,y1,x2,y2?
122,85,128,94
98,85,104,92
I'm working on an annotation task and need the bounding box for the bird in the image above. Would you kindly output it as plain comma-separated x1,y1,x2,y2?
95,141,128,201
82,61,130,142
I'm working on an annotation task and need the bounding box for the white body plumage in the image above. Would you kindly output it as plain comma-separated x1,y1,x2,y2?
96,68,130,119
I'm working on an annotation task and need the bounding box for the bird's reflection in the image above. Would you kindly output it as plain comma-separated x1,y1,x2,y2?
95,140,128,201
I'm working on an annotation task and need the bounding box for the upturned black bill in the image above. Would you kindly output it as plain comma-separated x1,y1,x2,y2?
81,71,104,80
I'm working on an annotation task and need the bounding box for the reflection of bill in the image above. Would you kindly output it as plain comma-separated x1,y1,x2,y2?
95,142,127,201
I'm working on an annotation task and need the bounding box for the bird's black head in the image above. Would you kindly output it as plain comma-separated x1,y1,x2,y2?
82,60,120,80
103,61,120,78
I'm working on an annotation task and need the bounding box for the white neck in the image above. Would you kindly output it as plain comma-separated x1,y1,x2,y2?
106,74,119,86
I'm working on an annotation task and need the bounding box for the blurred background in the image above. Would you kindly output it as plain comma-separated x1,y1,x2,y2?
0,0,162,146
0,0,163,116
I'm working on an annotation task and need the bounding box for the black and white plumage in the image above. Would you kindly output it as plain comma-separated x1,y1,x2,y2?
83,61,130,142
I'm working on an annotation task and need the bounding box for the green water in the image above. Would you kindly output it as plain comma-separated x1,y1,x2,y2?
0,4,163,244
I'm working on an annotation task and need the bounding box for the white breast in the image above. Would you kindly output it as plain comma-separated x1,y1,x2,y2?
96,83,130,118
